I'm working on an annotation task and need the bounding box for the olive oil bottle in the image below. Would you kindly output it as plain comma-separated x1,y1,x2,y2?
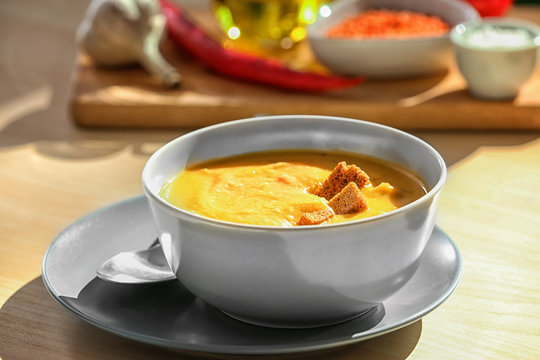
212,0,320,50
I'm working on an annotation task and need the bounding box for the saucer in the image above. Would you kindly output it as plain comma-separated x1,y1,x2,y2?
43,195,462,355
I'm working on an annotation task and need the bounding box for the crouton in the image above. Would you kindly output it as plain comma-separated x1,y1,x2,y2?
296,208,335,226
328,182,368,214
313,162,370,200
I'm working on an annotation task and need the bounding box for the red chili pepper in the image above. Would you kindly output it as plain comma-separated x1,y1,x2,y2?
160,0,364,92
464,0,513,17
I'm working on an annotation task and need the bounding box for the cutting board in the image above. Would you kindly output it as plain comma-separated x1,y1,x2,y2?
69,16,540,130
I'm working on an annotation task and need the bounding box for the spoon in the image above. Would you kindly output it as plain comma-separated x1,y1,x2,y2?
97,240,176,283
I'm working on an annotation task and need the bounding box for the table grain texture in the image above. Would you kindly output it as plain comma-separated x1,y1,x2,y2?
0,1,539,359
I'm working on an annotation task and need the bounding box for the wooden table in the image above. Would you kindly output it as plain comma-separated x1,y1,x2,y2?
0,1,539,359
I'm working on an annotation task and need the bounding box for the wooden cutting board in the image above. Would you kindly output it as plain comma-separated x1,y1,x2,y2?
69,16,540,130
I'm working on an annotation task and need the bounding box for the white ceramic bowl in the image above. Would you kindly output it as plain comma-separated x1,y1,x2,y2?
450,18,540,100
308,0,479,78
142,115,446,328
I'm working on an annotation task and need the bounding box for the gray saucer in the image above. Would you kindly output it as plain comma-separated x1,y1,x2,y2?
42,195,462,355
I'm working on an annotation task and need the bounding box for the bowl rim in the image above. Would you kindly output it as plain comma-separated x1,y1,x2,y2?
142,115,447,231
307,0,479,44
450,17,540,51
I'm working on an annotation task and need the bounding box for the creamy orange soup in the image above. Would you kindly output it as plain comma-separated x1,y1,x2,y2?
159,150,427,226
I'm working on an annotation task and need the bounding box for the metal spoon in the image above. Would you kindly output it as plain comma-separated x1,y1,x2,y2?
97,240,176,283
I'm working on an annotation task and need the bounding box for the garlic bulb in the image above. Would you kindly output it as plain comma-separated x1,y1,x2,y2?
77,0,181,88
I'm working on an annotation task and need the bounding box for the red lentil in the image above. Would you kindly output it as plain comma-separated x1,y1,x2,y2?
327,9,450,39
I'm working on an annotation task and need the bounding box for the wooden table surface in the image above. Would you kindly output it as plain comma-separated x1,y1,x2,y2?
1,1,539,359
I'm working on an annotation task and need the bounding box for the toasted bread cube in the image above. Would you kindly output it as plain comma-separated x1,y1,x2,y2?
328,182,368,214
314,162,370,200
296,208,335,226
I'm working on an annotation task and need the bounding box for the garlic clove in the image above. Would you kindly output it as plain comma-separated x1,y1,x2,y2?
140,14,182,88
77,0,181,88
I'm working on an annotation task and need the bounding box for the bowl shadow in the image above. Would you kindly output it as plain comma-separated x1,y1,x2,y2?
0,276,423,360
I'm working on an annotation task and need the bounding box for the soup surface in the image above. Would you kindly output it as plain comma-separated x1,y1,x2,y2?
159,150,427,226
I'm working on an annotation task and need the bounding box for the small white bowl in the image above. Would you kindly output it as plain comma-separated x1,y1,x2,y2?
308,0,479,78
142,115,447,328
450,18,540,100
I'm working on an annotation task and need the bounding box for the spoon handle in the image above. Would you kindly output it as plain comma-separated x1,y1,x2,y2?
97,239,176,284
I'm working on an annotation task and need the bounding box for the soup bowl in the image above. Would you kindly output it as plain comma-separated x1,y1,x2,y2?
142,115,446,328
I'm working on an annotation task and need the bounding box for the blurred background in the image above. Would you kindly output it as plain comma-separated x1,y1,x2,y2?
0,0,538,160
